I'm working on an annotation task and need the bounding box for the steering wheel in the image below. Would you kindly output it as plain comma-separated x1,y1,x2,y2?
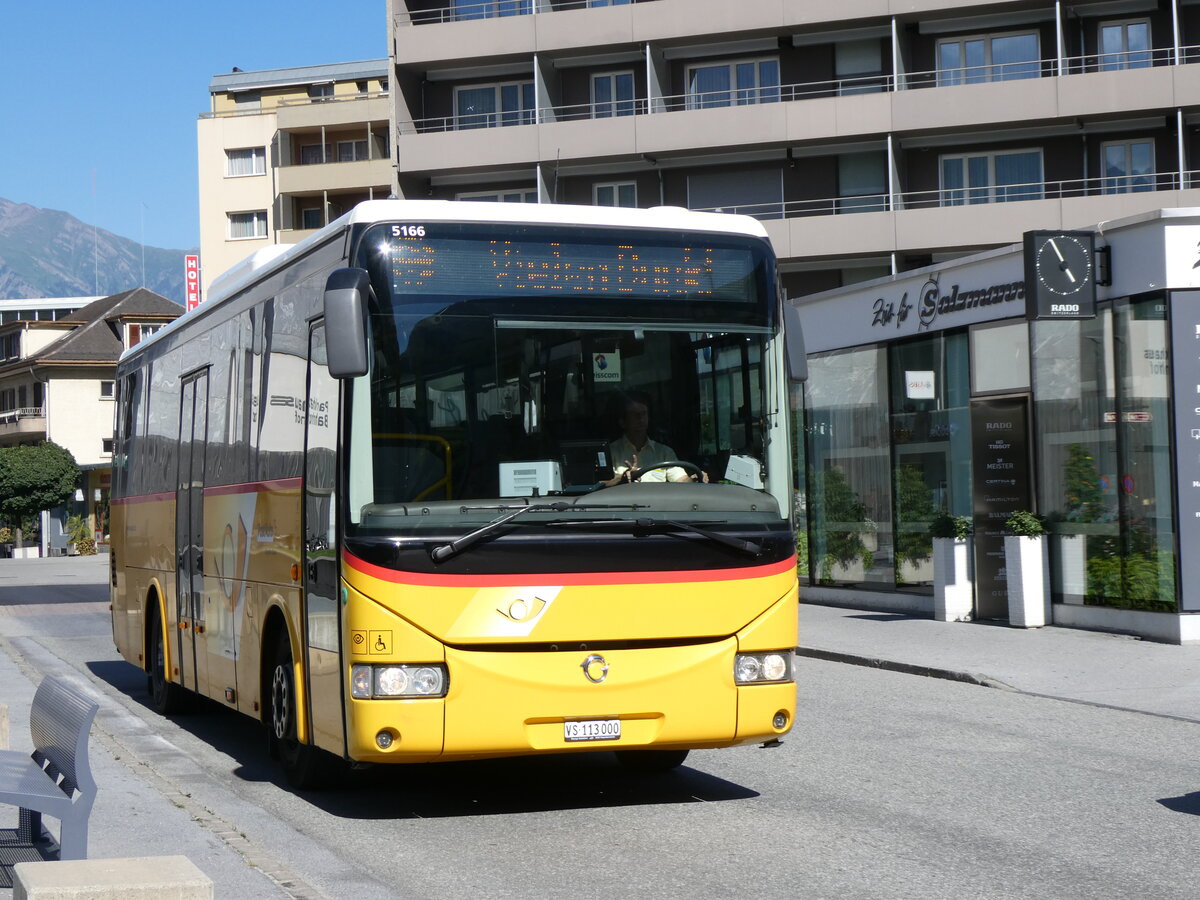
631,460,705,482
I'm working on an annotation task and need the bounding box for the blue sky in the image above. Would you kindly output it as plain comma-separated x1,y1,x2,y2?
0,1,386,251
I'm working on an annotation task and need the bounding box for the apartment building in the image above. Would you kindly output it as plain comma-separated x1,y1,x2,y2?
0,289,181,554
386,0,1200,295
197,60,392,295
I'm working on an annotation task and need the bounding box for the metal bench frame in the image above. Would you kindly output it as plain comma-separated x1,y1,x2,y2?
0,675,99,860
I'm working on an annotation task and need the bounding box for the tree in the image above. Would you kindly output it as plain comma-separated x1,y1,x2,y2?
0,442,80,547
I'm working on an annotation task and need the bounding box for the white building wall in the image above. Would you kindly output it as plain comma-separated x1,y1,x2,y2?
46,375,114,468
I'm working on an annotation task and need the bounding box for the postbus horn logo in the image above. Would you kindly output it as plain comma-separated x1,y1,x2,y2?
581,654,609,684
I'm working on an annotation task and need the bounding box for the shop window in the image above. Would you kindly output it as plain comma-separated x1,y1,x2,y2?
888,331,972,589
804,347,894,587
1098,20,1151,71
1033,299,1176,611
686,58,780,109
1101,140,1155,194
937,32,1040,85
454,81,536,129
592,71,636,118
940,150,1043,205
970,320,1030,394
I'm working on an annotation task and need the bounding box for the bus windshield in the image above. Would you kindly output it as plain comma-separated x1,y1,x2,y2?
346,222,787,540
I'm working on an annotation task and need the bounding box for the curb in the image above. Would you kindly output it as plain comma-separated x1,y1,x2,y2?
796,646,1015,691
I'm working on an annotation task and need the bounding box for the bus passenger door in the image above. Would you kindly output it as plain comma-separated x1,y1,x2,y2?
303,323,343,753
176,371,210,694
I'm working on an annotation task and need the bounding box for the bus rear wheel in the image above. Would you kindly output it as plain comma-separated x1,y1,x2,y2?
147,605,186,715
615,749,689,773
268,631,338,789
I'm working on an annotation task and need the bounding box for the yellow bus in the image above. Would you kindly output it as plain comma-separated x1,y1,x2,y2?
110,200,807,786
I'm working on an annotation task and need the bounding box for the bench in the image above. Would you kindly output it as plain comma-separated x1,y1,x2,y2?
0,675,99,860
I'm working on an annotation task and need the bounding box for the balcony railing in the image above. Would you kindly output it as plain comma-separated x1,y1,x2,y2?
690,170,1199,222
398,44,1199,134
403,0,655,26
0,407,45,425
199,90,389,120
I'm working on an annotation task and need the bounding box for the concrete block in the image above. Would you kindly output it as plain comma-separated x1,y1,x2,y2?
13,856,213,900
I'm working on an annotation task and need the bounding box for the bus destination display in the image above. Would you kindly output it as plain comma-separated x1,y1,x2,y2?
386,228,757,301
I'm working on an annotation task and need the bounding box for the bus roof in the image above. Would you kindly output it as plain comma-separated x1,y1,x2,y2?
125,200,771,362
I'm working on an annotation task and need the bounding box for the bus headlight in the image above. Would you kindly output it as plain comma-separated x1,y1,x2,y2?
351,664,448,699
734,651,793,684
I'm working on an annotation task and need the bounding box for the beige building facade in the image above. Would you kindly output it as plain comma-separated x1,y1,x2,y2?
386,0,1200,295
197,60,392,295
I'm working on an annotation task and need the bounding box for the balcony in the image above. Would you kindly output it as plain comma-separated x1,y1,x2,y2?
276,157,393,194
395,46,1199,173
0,408,46,444
276,92,391,129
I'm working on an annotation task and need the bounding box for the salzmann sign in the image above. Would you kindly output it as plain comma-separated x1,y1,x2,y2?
870,273,1025,332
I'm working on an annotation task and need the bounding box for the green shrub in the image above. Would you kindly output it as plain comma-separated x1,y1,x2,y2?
1004,510,1046,537
930,513,971,540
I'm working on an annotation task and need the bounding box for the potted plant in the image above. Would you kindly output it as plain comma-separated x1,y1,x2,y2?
1003,510,1049,628
930,512,973,622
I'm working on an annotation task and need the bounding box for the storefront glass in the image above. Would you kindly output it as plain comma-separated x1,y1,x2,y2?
888,331,971,587
1033,296,1177,612
804,347,893,587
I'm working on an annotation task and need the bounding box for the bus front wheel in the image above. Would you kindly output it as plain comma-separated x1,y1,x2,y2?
615,749,689,773
268,631,337,789
147,604,186,715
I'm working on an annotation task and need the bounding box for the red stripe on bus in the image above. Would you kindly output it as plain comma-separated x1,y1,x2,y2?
343,550,797,587
111,491,175,506
204,478,304,497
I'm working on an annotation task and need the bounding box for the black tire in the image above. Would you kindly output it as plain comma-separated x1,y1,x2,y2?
615,749,690,773
267,630,339,789
147,605,187,715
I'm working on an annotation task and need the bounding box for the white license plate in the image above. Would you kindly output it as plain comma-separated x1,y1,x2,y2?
563,718,621,742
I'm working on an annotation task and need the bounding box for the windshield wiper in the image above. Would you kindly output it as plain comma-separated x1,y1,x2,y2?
429,502,646,563
545,517,763,558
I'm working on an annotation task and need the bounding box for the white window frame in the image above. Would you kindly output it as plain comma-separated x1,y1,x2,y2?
100,380,115,400
1098,18,1152,71
938,148,1044,206
685,57,781,109
591,70,636,118
1100,138,1156,194
308,82,334,102
300,206,324,230
594,182,638,208
456,189,539,203
336,139,369,162
453,81,536,130
228,210,268,240
936,31,1041,86
225,147,266,178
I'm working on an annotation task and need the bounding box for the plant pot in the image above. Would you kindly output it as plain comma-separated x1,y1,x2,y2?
1004,534,1049,628
1056,534,1086,605
932,537,974,622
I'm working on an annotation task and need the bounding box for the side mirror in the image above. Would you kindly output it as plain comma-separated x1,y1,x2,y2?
783,304,807,383
324,268,371,378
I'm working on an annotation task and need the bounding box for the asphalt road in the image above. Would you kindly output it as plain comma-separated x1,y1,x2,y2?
3,575,1199,899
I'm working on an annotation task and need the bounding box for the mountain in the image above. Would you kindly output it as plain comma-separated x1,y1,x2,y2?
0,198,190,302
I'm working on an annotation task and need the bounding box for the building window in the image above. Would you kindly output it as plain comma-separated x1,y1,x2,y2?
336,139,369,162
102,438,114,455
592,72,636,118
936,32,1040,85
231,91,260,111
454,82,536,129
299,144,331,165
308,82,334,102
595,182,637,207
301,207,324,229
1099,20,1151,71
589,0,631,6
940,150,1043,205
1101,140,1155,194
456,189,538,203
835,39,886,96
451,0,532,20
837,153,888,213
100,380,115,399
228,211,268,240
225,147,266,177
126,323,162,348
686,58,780,109
0,333,18,361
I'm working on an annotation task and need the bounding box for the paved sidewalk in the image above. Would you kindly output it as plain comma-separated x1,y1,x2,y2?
799,601,1200,723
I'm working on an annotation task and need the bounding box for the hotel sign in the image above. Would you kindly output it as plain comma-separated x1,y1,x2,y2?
185,254,201,311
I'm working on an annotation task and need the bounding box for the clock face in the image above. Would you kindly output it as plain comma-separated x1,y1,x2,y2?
1034,234,1093,297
